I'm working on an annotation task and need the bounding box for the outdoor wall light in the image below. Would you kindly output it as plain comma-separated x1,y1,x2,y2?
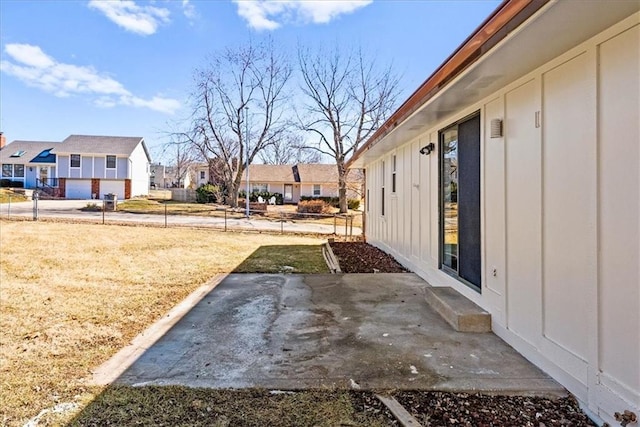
419,143,435,155
490,118,503,138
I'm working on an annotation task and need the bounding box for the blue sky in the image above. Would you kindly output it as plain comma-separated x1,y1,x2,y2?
0,0,500,161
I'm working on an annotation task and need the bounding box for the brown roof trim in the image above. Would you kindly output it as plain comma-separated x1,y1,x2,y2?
348,0,550,167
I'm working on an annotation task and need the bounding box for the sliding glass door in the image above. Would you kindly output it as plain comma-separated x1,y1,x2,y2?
440,112,481,291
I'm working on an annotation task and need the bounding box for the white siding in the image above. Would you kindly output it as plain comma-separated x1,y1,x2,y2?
129,142,150,197
363,15,640,424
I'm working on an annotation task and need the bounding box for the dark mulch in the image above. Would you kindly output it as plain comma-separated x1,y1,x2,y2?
393,391,595,426
329,241,408,273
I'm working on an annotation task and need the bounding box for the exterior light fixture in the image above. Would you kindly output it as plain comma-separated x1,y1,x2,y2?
419,143,435,155
490,118,503,138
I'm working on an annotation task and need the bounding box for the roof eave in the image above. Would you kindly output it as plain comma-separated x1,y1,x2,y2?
347,0,548,169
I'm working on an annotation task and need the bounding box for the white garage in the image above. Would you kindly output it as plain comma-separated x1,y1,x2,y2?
65,179,92,199
100,180,125,200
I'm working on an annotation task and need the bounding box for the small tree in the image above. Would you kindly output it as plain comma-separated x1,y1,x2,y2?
185,40,292,207
298,46,400,212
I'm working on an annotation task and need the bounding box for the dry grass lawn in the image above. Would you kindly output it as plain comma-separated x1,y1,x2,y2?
0,220,324,426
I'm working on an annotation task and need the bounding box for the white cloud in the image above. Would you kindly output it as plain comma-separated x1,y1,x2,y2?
234,0,372,31
182,0,197,21
88,0,170,36
0,43,181,114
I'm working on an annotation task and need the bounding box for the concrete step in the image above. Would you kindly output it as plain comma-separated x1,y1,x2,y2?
424,287,491,333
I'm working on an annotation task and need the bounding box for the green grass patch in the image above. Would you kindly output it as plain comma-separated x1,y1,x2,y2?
234,244,329,274
67,386,393,427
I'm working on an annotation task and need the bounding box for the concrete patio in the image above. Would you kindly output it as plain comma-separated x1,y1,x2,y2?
95,273,564,396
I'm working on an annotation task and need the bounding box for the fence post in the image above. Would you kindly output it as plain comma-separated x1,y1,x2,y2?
224,208,227,232
349,215,353,239
280,212,284,234
32,191,39,221
7,196,10,218
344,214,348,239
102,199,105,225
333,213,337,235
164,203,168,228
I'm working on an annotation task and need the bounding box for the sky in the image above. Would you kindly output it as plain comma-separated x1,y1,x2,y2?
0,0,501,162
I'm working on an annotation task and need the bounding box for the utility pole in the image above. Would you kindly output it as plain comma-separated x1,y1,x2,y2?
245,106,250,218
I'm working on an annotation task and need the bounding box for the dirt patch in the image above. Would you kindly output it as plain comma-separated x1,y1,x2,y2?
393,391,595,426
329,242,408,273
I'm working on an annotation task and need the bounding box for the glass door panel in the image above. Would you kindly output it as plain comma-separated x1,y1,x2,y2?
441,128,459,272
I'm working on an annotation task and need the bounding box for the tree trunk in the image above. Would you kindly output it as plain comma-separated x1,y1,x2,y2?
337,162,348,213
228,164,245,208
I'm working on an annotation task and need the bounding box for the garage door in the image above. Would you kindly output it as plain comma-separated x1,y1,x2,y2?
100,180,125,200
65,180,92,199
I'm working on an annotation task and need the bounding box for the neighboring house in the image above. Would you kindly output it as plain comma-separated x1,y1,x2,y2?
150,163,193,189
348,2,639,425
0,134,151,199
196,162,362,203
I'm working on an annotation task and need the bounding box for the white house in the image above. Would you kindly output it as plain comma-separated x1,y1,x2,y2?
349,1,639,425
0,134,151,199
196,162,363,203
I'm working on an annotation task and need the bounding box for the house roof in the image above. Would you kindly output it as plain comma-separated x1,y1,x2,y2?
55,135,151,160
244,164,296,183
242,163,363,184
0,140,59,164
348,0,640,167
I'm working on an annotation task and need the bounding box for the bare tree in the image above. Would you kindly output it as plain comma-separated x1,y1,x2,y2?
185,40,292,206
259,132,322,165
298,46,400,212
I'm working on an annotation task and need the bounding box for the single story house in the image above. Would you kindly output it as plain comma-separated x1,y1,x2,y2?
0,134,151,199
196,162,362,203
348,1,639,425
150,163,193,189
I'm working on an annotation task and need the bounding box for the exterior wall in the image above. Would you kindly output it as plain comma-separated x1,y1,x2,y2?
363,15,639,424
58,156,69,176
129,143,150,197
91,179,100,199
116,158,128,179
95,157,105,178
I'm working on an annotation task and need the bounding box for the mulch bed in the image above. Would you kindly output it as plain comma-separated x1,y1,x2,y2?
329,241,408,273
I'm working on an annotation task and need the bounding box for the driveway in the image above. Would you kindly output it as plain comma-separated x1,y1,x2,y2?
99,273,563,395
0,199,361,235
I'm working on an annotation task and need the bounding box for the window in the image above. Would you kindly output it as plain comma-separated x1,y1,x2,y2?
14,165,25,178
106,155,116,169
70,154,81,168
10,150,25,158
313,184,321,196
392,155,397,193
252,183,268,193
2,164,13,177
200,171,205,180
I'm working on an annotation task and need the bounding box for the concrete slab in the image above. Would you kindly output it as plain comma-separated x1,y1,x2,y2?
112,273,564,396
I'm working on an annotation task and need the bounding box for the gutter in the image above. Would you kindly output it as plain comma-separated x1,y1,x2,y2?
347,0,550,168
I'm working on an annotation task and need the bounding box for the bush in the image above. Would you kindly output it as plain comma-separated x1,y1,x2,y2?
300,196,361,210
297,199,330,214
196,184,219,203
0,179,24,188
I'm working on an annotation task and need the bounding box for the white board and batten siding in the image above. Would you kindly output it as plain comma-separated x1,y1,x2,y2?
364,16,639,424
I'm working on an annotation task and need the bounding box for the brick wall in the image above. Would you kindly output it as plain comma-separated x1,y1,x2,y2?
59,178,66,198
124,179,131,199
91,179,100,199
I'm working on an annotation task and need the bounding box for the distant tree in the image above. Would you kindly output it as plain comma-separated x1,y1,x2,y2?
183,39,292,206
298,46,400,212
259,133,321,165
